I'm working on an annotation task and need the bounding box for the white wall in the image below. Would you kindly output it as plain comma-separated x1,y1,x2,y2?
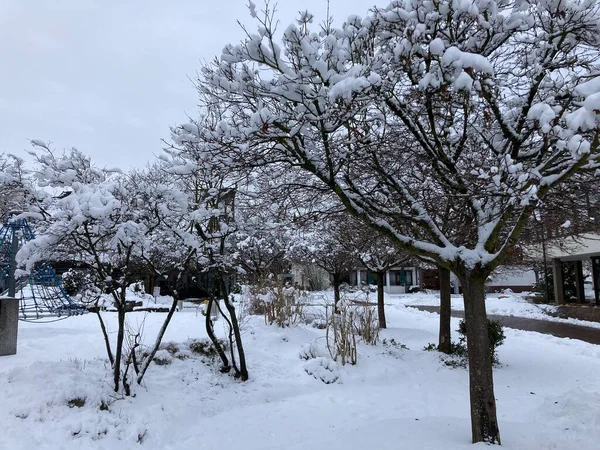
487,266,537,288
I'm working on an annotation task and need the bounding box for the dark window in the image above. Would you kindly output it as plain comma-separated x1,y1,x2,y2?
389,270,413,286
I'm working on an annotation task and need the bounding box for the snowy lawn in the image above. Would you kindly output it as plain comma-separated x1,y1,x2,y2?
393,290,600,329
1,301,600,450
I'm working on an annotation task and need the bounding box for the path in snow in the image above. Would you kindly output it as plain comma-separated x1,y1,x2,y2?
409,305,600,345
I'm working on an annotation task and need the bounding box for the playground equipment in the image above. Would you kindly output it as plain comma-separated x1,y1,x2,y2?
0,217,87,322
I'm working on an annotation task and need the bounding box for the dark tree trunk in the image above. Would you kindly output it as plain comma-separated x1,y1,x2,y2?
223,292,249,381
376,271,386,329
95,308,114,365
205,297,230,371
461,274,501,445
216,275,248,381
113,303,126,393
137,294,180,385
438,266,451,354
332,272,341,312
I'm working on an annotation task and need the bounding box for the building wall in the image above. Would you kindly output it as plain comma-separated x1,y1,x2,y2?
349,267,419,294
290,264,330,290
486,266,537,293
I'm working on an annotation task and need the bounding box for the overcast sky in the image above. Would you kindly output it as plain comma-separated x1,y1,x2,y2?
0,0,374,169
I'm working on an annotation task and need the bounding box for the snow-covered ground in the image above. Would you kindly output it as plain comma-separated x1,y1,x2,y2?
2,295,600,450
393,290,600,329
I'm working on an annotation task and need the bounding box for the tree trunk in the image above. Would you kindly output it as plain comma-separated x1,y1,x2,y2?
438,266,451,354
205,297,230,371
95,308,114,365
376,271,386,329
137,295,180,385
461,274,501,445
332,272,341,312
113,304,126,393
223,291,249,381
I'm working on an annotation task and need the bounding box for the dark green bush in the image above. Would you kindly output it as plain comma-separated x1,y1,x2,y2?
458,319,505,365
67,397,86,408
425,319,505,367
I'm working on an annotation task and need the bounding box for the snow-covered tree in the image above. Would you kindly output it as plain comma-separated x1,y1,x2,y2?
232,196,291,282
348,219,412,329
17,144,186,393
192,0,600,443
164,129,249,380
288,215,356,309
0,153,32,221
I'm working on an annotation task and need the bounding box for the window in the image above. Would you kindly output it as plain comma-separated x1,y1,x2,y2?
389,270,413,286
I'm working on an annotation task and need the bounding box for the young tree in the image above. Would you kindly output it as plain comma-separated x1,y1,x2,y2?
192,0,600,443
17,144,185,393
348,219,412,328
165,129,249,380
287,215,355,310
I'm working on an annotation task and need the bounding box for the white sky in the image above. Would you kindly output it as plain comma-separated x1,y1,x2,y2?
0,0,374,169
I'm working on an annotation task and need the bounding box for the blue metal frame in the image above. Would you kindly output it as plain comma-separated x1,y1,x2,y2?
0,218,87,320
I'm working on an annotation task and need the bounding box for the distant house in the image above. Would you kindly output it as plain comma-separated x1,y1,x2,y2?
485,267,537,293
291,262,539,296
349,265,537,295
525,232,600,304
290,264,331,291
348,267,420,294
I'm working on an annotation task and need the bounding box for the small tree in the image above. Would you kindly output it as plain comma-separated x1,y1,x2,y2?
18,144,185,393
287,215,356,311
165,129,250,380
348,219,412,329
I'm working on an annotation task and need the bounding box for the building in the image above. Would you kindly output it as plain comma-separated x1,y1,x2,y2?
526,232,600,304
348,267,420,294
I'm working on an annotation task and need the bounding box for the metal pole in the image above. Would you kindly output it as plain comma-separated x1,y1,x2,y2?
8,227,17,298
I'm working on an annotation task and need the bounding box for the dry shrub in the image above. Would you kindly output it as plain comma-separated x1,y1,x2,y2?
248,279,305,327
325,298,380,365
353,301,379,345
325,303,357,366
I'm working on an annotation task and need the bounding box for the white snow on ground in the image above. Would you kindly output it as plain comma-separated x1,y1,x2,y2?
394,290,600,329
2,296,600,450
94,286,204,313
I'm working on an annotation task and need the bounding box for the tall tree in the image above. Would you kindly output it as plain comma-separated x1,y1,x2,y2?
165,129,250,380
191,0,600,443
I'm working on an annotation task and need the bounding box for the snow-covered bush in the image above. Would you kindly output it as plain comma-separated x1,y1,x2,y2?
158,341,181,355
304,357,340,384
187,338,228,358
152,350,173,366
299,339,329,361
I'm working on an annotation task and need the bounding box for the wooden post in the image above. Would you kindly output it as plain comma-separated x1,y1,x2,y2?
552,258,565,305
574,261,585,304
0,298,19,356
592,257,600,307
